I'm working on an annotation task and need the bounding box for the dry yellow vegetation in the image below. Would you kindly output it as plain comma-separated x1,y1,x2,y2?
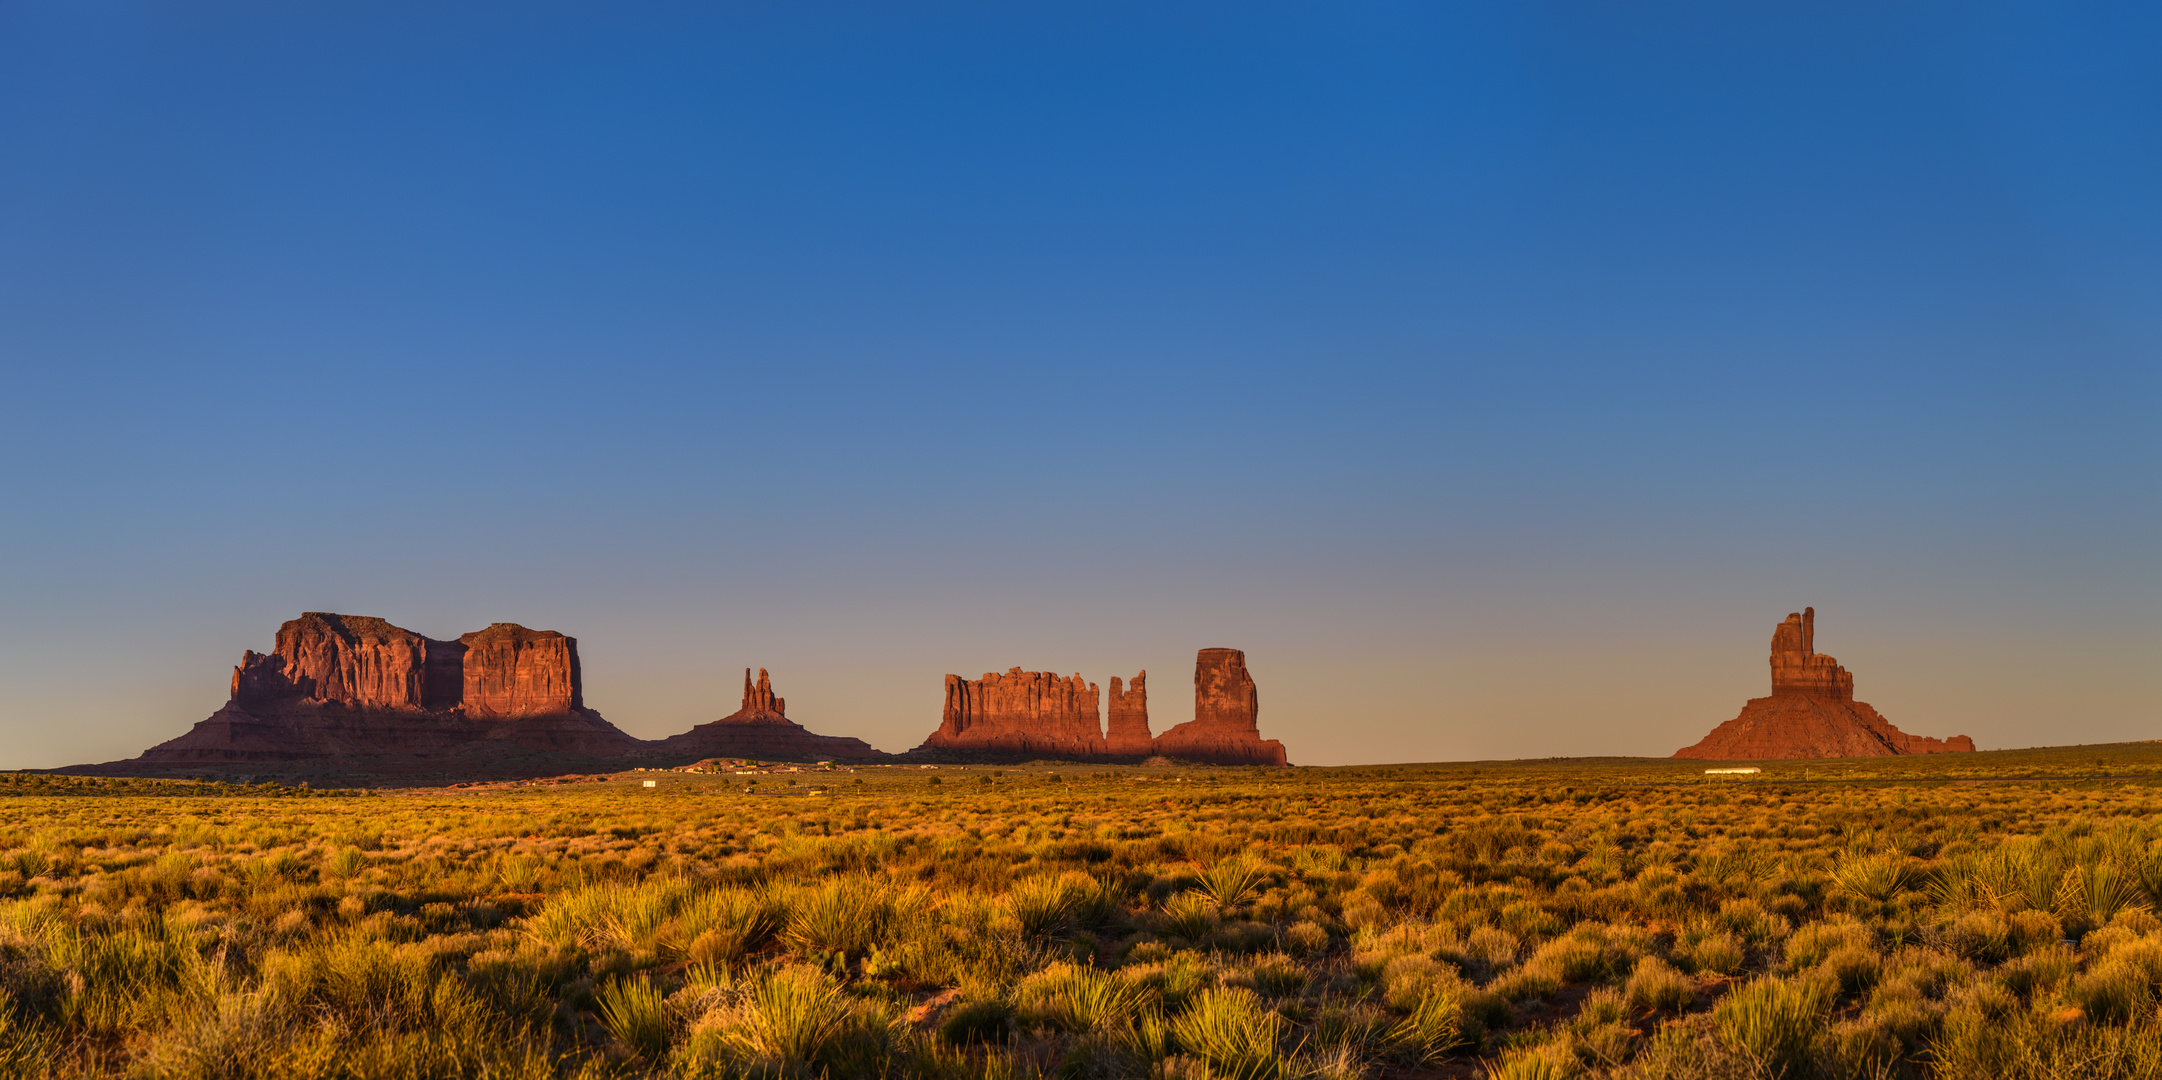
4,745,2162,1078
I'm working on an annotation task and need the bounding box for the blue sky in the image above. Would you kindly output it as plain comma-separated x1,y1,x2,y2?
2,1,2155,767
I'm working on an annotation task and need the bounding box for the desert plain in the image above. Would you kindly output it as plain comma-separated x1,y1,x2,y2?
6,743,2162,1079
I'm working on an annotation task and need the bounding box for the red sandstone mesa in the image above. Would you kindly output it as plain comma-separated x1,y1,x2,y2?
918,668,1111,759
77,612,643,781
1673,607,1975,760
654,668,883,761
912,651,1291,765
1151,648,1290,766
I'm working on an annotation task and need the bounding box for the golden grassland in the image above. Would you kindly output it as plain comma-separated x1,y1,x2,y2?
4,742,2162,1079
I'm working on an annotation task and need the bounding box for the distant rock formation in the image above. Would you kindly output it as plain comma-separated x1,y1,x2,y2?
77,612,642,780
652,668,884,761
1106,672,1153,756
916,668,1110,759
1674,608,1975,760
1151,648,1290,766
908,652,1291,765
74,615,1305,783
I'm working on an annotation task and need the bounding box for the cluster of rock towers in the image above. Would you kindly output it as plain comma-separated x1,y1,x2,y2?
914,648,1288,766
68,603,1977,782
70,612,1288,781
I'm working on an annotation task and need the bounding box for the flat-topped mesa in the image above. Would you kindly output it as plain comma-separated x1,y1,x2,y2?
228,613,588,719
1106,672,1153,756
653,667,885,761
459,623,583,718
1770,608,1854,701
1151,648,1290,766
102,612,643,779
1674,607,1975,760
919,668,1108,758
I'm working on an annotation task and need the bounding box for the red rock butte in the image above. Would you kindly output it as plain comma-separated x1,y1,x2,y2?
67,614,1296,781
65,613,882,782
1673,607,1975,760
88,613,642,777
653,668,883,761
918,668,1119,759
911,649,1289,765
1152,648,1289,767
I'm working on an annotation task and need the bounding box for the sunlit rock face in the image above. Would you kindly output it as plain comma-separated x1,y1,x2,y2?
458,623,584,719
1150,648,1290,767
1674,607,1975,761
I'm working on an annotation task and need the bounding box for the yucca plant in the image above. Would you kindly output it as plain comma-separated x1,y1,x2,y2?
1002,876,1076,940
598,976,670,1058
1159,892,1221,941
1385,983,1463,1064
1714,976,1827,1079
1623,956,1694,1014
2055,862,2145,929
1172,988,1290,1080
1194,856,1270,911
1483,1044,1578,1080
703,964,863,1068
323,846,367,881
1013,962,1151,1032
2133,850,2162,911
1829,853,1915,904
673,885,785,963
1692,844,1769,891
783,876,890,958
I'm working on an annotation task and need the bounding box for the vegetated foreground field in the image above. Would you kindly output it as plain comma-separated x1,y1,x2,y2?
5,744,2162,1079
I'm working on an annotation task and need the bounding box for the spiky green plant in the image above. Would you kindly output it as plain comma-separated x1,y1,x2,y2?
1714,977,1828,1078
1830,854,1916,904
782,876,890,958
704,964,856,1066
1171,987,1289,1080
1195,856,1270,910
598,977,669,1058
1002,875,1075,939
1385,983,1463,1064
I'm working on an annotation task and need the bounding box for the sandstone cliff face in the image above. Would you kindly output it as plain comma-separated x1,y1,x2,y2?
1106,672,1153,756
653,668,884,761
921,668,1109,758
230,613,437,711
1151,648,1290,766
458,623,583,718
1674,608,1975,760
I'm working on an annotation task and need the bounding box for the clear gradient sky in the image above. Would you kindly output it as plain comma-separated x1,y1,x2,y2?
2,2,2156,769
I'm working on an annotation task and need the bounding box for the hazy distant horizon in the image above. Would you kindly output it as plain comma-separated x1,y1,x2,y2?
3,3,2155,769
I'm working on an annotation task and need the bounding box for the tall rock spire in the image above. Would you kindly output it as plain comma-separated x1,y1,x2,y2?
1675,607,1973,760
1106,672,1153,756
